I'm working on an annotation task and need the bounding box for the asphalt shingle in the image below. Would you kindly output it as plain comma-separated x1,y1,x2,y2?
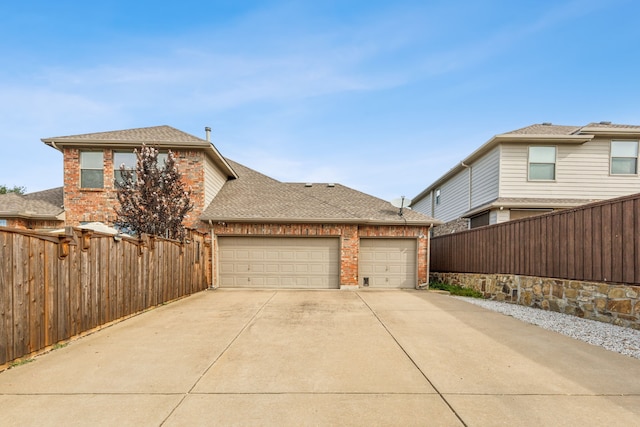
202,160,438,225
42,125,206,144
0,187,64,217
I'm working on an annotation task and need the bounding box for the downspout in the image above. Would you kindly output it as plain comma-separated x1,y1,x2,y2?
461,162,471,229
427,223,434,287
208,219,216,290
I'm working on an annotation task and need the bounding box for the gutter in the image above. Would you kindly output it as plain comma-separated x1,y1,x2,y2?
200,216,442,227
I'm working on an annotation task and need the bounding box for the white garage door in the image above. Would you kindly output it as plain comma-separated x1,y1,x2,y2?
218,237,340,289
358,239,417,289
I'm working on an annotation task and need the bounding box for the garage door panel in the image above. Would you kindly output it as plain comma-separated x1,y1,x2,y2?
359,238,417,289
218,237,339,289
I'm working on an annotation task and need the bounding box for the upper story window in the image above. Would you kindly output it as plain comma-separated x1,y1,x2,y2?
114,152,137,185
114,151,170,185
528,146,556,180
0,219,7,227
610,140,638,175
435,188,441,205
80,151,104,188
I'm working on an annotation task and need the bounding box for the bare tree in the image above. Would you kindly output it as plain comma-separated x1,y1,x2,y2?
115,144,193,240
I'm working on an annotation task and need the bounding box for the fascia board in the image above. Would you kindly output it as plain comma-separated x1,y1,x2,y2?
42,139,238,179
202,217,441,226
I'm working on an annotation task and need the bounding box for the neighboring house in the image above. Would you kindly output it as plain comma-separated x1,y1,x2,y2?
411,122,640,235
0,187,65,230
41,125,440,289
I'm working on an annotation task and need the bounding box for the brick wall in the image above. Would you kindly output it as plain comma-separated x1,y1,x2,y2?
63,148,206,228
212,222,430,288
431,272,640,330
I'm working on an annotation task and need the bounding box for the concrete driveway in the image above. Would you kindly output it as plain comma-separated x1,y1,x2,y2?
1,290,639,426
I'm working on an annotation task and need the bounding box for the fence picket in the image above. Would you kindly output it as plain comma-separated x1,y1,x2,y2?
431,193,640,287
0,228,208,367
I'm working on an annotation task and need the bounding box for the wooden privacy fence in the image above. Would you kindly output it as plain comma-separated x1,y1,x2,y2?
431,193,640,286
0,227,210,366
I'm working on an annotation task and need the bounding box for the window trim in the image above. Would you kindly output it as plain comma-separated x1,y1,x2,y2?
527,145,557,181
610,140,639,176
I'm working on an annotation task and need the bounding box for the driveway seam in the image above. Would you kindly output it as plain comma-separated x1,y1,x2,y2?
159,290,278,426
356,292,469,427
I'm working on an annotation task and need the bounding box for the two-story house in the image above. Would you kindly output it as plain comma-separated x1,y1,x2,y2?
411,122,640,235
35,125,439,289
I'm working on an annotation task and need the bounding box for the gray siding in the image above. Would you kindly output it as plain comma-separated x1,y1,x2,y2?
470,146,500,208
434,169,470,222
204,157,228,207
411,192,433,217
500,138,640,199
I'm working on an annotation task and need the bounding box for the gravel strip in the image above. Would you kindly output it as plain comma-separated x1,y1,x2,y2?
455,296,640,360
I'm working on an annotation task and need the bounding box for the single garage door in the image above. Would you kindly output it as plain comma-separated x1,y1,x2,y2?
218,237,340,289
358,238,417,289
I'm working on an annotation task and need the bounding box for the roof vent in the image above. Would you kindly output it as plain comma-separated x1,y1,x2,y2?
599,121,612,125
305,183,313,187
542,122,552,126
327,183,335,187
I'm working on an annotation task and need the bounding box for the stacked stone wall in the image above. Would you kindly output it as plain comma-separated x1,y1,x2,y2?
432,217,468,237
430,272,640,329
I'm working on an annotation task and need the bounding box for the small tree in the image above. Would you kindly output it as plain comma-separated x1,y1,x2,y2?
0,184,26,195
115,144,194,240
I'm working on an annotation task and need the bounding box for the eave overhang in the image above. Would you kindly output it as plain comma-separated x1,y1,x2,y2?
41,138,238,179
201,217,441,227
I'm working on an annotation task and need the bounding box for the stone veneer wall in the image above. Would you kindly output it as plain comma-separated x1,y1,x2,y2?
431,217,469,237
430,272,640,329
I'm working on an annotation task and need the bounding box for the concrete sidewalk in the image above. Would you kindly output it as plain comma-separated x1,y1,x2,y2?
1,290,639,426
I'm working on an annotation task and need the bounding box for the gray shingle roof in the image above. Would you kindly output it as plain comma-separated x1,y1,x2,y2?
504,122,640,136
24,187,64,207
503,123,582,135
582,122,640,131
42,125,206,144
0,187,64,218
202,160,439,225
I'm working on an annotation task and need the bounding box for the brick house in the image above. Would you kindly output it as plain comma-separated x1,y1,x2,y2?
41,125,440,289
0,187,65,230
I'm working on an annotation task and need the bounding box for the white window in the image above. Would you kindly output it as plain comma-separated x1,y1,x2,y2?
528,146,556,180
114,152,137,185
435,188,441,205
80,151,104,188
114,151,170,185
611,140,638,175
0,219,7,227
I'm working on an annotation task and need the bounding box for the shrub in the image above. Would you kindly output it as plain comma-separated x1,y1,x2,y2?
429,281,484,298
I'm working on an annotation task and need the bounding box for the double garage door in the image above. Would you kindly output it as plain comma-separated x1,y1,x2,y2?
218,236,417,289
218,237,340,289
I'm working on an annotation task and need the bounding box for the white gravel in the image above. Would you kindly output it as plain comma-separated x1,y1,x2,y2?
455,296,640,360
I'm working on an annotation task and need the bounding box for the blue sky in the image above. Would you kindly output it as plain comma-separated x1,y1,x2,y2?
1,0,639,201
